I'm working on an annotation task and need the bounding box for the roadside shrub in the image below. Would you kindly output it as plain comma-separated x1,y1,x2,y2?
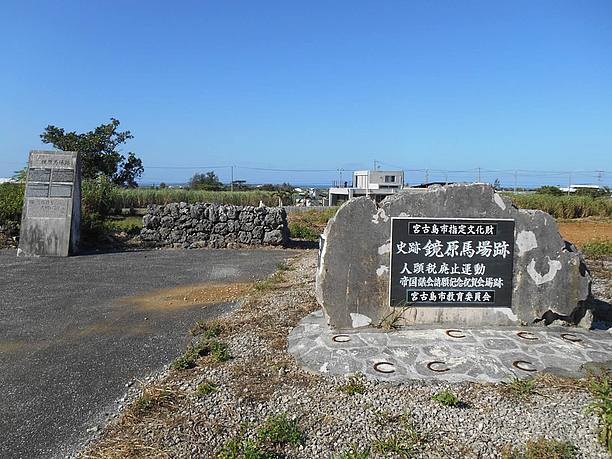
0,183,24,224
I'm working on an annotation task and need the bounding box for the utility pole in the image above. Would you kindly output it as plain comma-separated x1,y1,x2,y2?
230,165,234,192
568,172,572,196
477,167,481,183
514,170,518,193
424,169,429,185
373,160,379,171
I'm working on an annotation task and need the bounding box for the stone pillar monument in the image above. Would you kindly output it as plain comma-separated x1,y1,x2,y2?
17,150,81,257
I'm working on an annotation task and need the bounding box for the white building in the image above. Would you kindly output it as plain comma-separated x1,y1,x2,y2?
328,170,404,206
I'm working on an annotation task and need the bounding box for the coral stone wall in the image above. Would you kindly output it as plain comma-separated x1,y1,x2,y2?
140,202,288,248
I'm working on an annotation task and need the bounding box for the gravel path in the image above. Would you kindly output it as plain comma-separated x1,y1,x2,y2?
80,251,611,458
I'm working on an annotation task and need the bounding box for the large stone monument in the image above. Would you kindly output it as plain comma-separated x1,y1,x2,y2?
18,150,81,257
316,184,595,329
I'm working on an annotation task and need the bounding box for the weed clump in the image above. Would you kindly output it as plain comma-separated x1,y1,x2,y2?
431,390,460,407
257,414,303,446
217,437,275,459
372,418,427,457
503,377,538,399
501,438,577,459
337,375,367,396
196,379,218,397
586,371,611,454
191,319,224,338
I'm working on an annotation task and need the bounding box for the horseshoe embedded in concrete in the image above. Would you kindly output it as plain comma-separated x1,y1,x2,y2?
332,334,351,343
373,362,396,374
426,361,450,373
512,360,537,372
560,333,582,343
445,329,466,339
516,331,539,341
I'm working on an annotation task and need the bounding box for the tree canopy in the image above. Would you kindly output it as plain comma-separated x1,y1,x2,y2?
40,118,144,187
188,171,224,190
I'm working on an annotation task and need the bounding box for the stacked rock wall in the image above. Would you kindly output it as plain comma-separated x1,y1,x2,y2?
140,202,288,248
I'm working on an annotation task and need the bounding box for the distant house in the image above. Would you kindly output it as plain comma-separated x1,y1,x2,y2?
0,178,17,184
328,170,404,206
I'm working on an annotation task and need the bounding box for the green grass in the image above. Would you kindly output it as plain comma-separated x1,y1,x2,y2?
172,336,231,370
337,375,367,396
257,414,303,446
196,379,218,397
503,377,538,399
130,386,176,418
372,422,426,457
254,272,286,292
112,188,278,209
586,371,612,454
210,340,232,362
171,349,199,370
501,438,577,459
431,390,461,407
217,437,275,459
508,193,612,219
582,239,612,259
190,319,224,338
287,207,338,240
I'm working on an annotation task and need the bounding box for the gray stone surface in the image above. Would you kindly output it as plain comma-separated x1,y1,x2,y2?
140,203,288,248
17,150,81,257
289,310,612,383
316,184,595,329
0,247,294,459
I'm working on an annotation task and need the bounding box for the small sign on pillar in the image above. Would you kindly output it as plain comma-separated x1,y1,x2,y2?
18,150,81,257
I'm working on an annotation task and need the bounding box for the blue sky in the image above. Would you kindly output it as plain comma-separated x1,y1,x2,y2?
1,0,611,187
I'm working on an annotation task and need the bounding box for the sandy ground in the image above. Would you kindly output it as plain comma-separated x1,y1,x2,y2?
559,218,612,246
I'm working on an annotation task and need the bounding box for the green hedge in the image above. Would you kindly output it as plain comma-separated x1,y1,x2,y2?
0,183,24,225
508,194,612,219
110,188,278,208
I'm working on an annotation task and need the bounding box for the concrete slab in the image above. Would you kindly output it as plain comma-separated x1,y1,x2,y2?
289,310,612,383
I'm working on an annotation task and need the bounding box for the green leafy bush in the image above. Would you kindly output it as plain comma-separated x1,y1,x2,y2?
0,183,24,224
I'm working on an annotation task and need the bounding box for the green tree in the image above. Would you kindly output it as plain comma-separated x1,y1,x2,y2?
40,118,144,187
536,185,564,196
189,171,224,190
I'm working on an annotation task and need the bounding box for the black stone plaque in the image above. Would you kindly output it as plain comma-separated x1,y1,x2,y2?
390,218,515,308
49,184,73,198
51,169,74,183
25,183,50,197
28,168,51,182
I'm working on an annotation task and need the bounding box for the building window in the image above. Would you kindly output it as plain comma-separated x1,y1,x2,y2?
384,175,396,183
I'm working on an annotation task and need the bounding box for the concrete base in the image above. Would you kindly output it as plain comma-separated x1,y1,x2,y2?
288,310,612,383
